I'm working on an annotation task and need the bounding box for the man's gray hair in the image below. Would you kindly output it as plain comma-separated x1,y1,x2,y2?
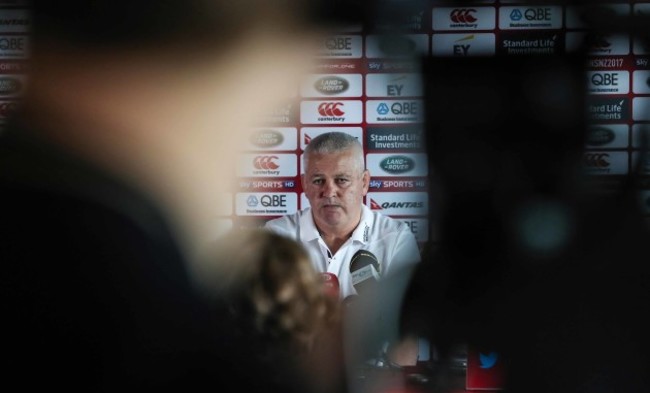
303,132,365,174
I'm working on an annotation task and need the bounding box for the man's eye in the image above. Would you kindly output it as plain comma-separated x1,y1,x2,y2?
313,179,324,185
336,178,349,184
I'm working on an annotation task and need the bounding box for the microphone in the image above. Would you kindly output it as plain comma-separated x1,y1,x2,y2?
320,272,340,299
349,249,380,296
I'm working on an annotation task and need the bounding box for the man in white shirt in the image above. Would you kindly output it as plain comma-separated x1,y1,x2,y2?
264,131,422,300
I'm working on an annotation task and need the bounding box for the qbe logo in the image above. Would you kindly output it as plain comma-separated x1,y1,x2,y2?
237,154,297,177
499,6,562,30
400,218,429,243
300,127,363,150
316,35,362,58
366,153,428,177
0,35,28,58
301,100,362,124
432,7,496,31
366,192,428,216
587,71,629,95
366,100,423,124
431,33,495,57
236,193,298,216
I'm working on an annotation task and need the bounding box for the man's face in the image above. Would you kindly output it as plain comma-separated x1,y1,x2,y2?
302,148,370,235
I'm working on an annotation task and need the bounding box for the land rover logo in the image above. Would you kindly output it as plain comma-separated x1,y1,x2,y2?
586,127,615,146
314,76,349,95
380,155,415,174
379,35,416,56
250,130,284,148
0,77,20,95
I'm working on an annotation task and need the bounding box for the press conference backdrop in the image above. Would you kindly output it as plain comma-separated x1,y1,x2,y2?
2,1,650,248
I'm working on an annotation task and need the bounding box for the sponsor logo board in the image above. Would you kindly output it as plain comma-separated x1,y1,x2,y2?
586,71,629,95
246,128,297,151
0,74,25,97
301,74,362,98
0,9,30,33
366,126,424,151
0,35,28,58
366,100,423,124
499,6,563,30
632,124,650,148
238,154,297,177
587,97,629,122
365,34,429,58
300,100,363,124
315,35,363,58
432,7,496,31
565,4,630,29
431,33,496,56
581,151,628,175
236,192,298,216
401,218,429,243
566,32,630,55
585,125,629,149
365,73,423,98
498,32,562,55
633,70,650,94
366,192,428,216
633,97,650,121
366,153,428,177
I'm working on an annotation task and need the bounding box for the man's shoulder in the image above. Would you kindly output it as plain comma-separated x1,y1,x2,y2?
368,209,411,234
263,210,304,236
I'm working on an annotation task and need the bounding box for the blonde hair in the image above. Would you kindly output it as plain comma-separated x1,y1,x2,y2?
199,228,340,353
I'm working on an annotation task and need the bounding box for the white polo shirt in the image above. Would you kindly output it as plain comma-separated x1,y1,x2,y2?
263,204,421,299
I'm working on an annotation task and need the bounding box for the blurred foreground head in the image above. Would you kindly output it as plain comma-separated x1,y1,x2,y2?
19,0,355,261
196,228,345,393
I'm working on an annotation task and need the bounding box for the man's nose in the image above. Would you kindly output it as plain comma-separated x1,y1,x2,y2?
321,180,337,198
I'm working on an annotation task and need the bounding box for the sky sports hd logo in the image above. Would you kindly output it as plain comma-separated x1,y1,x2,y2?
366,192,428,216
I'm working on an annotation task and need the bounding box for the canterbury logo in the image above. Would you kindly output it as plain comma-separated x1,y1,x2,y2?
450,9,477,23
318,102,345,117
583,153,610,168
370,199,383,210
254,156,279,170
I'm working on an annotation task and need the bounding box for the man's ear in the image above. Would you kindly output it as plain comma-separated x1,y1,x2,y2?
362,170,370,196
301,173,306,189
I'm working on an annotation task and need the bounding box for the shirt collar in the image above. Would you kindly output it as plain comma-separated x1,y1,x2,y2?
301,204,373,244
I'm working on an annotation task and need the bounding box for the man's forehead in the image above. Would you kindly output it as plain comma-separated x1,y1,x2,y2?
305,153,359,175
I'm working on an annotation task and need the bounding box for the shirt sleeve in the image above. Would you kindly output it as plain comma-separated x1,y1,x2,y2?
385,226,421,276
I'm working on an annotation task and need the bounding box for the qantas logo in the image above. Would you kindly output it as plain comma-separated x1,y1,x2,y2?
254,156,279,170
370,199,424,210
318,102,345,117
450,9,477,23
